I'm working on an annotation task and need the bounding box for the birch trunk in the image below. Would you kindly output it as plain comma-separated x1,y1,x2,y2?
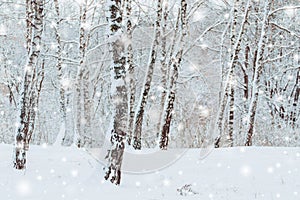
156,0,169,139
75,1,88,147
214,0,251,148
159,0,187,150
125,0,135,145
25,0,33,54
53,0,71,146
133,0,162,149
104,0,128,185
228,0,239,147
14,0,44,170
245,1,271,146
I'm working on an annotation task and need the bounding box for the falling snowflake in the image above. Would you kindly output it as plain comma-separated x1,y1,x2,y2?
267,167,274,174
71,169,78,177
294,54,299,62
135,181,141,187
36,175,43,181
163,178,171,186
224,13,230,19
16,180,31,196
240,166,251,177
0,24,7,35
275,163,281,168
42,143,48,149
193,10,206,22
60,78,72,90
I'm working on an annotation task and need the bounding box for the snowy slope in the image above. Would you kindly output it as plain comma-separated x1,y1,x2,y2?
1,144,300,200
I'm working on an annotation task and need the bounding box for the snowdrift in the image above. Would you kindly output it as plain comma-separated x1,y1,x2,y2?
1,144,300,200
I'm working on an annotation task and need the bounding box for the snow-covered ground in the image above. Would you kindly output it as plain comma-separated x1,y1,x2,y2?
1,144,300,200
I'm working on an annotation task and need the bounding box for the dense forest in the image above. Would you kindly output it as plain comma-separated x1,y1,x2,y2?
0,0,299,183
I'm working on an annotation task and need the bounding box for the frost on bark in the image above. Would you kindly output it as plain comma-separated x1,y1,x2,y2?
214,0,251,148
159,0,187,150
156,0,169,139
75,2,92,148
14,0,44,170
25,0,33,53
104,0,128,185
125,0,136,146
227,0,239,147
132,0,163,150
53,0,72,146
245,1,271,146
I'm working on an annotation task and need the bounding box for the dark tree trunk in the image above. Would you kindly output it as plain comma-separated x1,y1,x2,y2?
160,0,187,150
126,0,136,146
14,0,44,170
133,0,163,150
104,0,128,185
214,0,251,148
245,1,271,146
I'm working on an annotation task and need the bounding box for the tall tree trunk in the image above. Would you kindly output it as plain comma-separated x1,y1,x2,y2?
228,0,239,147
83,70,92,146
157,8,181,143
156,0,169,139
228,85,234,146
245,1,271,146
14,0,44,170
54,0,70,146
125,0,136,145
214,0,251,148
239,44,249,144
25,0,33,54
104,0,128,185
75,1,88,147
159,0,188,150
133,0,163,149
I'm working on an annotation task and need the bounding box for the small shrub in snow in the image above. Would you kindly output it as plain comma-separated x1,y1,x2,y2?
177,184,198,196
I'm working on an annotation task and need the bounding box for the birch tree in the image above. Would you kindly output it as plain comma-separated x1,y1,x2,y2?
104,0,128,185
156,0,169,139
14,0,44,169
75,0,98,147
75,0,88,147
245,1,271,146
53,0,73,146
159,0,188,149
132,0,163,149
214,0,251,148
125,0,136,146
227,0,239,147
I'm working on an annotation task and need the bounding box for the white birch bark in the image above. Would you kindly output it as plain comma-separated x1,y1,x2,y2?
133,0,163,149
104,0,128,185
159,0,188,149
214,0,251,147
245,1,271,146
14,0,44,169
125,0,136,145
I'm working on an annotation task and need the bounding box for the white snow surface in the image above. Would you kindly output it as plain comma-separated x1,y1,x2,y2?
1,144,300,199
